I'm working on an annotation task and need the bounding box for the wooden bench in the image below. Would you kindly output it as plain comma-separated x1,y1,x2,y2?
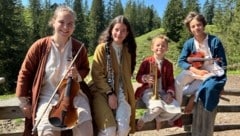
1,91,240,136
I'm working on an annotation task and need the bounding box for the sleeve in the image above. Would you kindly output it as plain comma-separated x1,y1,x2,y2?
91,44,112,93
136,59,149,84
16,40,42,97
178,40,192,70
166,62,175,92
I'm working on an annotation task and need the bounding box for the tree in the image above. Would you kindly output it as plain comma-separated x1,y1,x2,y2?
162,0,184,42
177,0,201,50
184,0,200,14
29,0,42,43
87,0,105,54
73,0,88,47
0,0,29,94
112,0,124,18
39,0,52,37
224,0,239,65
203,0,215,24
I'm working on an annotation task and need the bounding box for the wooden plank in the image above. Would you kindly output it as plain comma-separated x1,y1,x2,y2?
0,132,22,136
214,124,240,131
223,90,240,95
166,132,192,136
0,106,24,119
217,105,240,112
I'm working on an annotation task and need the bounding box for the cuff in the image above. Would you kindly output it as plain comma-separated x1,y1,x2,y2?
18,97,30,108
141,75,147,83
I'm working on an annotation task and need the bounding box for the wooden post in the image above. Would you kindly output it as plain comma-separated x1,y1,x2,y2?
0,77,5,84
192,100,217,136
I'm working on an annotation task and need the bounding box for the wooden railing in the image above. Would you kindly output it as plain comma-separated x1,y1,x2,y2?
0,91,240,136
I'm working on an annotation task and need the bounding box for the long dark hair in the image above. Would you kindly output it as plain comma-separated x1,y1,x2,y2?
99,15,137,74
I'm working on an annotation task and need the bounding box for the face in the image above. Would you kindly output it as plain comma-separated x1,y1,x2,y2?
151,39,168,57
53,11,75,40
111,23,128,44
189,18,205,38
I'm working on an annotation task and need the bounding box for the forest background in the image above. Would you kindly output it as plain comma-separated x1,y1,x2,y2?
0,0,239,95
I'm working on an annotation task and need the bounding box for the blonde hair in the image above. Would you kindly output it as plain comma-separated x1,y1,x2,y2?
48,5,76,28
151,35,169,46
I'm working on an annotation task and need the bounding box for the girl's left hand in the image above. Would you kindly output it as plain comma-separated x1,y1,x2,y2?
67,66,81,81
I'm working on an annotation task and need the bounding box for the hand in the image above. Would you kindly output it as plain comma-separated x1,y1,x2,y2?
20,103,32,119
144,74,155,84
195,69,209,76
108,94,118,110
190,67,209,76
67,66,81,81
163,93,173,104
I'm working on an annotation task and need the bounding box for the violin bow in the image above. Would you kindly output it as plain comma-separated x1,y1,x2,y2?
32,43,84,134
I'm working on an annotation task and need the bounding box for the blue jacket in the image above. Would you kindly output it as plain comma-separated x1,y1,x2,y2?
178,35,227,111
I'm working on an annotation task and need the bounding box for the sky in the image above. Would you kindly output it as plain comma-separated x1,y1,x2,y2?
22,0,205,18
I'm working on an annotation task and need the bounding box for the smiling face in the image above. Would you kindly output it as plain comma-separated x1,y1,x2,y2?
151,38,168,58
52,10,75,41
111,23,128,45
189,18,205,38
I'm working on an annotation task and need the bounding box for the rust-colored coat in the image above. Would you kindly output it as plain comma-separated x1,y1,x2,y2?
135,56,176,99
15,36,89,135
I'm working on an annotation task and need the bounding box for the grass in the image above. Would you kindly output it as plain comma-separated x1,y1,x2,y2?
0,94,15,100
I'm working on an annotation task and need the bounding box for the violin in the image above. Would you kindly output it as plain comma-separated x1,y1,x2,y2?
32,44,84,133
187,52,221,69
48,77,79,128
187,52,205,68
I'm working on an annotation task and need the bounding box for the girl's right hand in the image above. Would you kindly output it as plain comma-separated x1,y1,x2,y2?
195,69,209,76
190,67,209,76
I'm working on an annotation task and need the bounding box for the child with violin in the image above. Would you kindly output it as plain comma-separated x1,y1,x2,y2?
16,5,93,136
175,11,227,114
135,35,182,131
90,15,137,136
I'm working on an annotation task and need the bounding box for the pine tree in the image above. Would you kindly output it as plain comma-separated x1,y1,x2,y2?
112,0,124,18
203,0,215,24
73,0,88,47
39,0,52,37
0,0,29,94
124,1,137,35
87,0,105,54
29,0,42,42
162,0,184,42
184,0,200,14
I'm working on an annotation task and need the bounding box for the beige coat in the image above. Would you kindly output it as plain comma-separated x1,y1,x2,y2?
91,43,136,133
16,36,89,135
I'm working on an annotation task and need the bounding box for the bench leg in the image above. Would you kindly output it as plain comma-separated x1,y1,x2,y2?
192,100,217,136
